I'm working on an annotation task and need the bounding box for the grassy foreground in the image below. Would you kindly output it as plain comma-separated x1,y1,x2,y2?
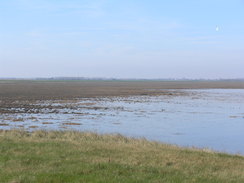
0,130,243,183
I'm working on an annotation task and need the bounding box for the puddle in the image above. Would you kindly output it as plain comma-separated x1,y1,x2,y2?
1,89,244,155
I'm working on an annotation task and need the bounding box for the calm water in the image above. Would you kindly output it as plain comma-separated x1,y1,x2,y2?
1,89,244,154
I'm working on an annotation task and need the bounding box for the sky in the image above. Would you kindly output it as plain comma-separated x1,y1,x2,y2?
0,0,244,79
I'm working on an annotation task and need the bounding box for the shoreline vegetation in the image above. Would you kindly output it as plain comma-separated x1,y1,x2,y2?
0,130,243,183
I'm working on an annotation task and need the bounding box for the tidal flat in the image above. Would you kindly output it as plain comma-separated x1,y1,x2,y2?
0,80,244,154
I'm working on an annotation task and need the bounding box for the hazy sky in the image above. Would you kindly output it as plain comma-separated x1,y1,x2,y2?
0,0,244,79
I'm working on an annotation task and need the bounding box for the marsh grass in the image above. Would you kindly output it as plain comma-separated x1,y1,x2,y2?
0,130,244,183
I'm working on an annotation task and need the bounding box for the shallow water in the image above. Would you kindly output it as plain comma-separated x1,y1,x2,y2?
1,89,244,155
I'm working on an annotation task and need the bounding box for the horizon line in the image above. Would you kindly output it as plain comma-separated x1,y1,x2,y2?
0,77,244,81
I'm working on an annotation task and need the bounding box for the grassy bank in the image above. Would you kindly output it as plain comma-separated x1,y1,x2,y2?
0,130,243,183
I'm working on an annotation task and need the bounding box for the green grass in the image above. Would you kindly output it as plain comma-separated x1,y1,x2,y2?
0,130,243,183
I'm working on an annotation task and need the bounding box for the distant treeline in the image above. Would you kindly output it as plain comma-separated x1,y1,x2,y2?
0,77,244,81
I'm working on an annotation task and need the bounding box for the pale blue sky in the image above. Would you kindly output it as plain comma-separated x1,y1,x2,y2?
0,0,244,79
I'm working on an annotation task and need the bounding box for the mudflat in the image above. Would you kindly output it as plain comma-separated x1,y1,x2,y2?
0,80,243,101
0,80,243,115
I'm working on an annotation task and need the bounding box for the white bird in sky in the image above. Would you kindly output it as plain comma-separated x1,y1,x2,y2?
216,26,219,32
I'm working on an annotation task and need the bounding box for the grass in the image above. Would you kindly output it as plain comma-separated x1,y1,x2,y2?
0,130,243,183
